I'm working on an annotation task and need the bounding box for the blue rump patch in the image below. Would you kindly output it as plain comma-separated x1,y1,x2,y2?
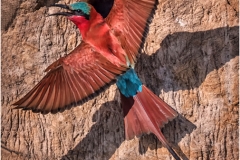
70,2,90,15
116,68,142,97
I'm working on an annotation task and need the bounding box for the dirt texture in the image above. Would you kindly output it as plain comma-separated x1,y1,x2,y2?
1,0,239,160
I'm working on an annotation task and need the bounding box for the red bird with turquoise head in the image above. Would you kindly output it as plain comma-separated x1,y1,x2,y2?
13,1,181,159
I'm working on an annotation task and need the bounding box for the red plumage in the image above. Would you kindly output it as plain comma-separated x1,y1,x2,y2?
13,0,181,159
121,85,180,159
13,42,127,113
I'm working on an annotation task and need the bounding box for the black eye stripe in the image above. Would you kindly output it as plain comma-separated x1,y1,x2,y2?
72,9,89,20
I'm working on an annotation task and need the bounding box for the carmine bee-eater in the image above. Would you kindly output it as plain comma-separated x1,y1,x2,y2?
14,1,180,159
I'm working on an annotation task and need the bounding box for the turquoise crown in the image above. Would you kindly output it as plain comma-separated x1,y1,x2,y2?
70,2,90,15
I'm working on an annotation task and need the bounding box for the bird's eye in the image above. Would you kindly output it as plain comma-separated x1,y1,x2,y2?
74,9,84,15
76,9,82,13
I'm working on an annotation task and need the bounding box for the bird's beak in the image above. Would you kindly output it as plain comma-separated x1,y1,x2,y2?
48,4,73,16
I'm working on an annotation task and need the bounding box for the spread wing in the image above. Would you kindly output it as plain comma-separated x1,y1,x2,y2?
13,42,127,114
105,0,158,65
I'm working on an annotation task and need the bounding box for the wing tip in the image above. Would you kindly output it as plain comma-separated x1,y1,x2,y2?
138,0,159,53
12,79,117,114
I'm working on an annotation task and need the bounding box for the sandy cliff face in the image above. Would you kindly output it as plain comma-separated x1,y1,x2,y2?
1,0,239,159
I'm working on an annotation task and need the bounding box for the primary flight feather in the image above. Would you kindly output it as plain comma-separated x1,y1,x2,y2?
13,1,180,159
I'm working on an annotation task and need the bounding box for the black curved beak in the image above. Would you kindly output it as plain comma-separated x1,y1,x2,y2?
48,4,73,17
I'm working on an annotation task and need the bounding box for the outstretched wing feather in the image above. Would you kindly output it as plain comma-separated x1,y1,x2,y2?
13,42,127,113
105,0,157,64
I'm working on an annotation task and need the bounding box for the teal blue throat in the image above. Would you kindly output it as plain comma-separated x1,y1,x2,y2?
116,68,142,97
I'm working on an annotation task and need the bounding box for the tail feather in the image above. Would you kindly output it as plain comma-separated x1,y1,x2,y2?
144,86,177,120
121,85,180,160
136,86,169,127
121,95,148,139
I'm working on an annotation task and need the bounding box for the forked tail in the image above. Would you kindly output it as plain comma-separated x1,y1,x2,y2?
121,85,180,160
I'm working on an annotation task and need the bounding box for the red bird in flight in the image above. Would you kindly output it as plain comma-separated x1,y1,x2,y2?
14,1,180,159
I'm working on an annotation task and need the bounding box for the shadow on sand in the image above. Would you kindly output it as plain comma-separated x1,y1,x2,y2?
61,26,239,160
